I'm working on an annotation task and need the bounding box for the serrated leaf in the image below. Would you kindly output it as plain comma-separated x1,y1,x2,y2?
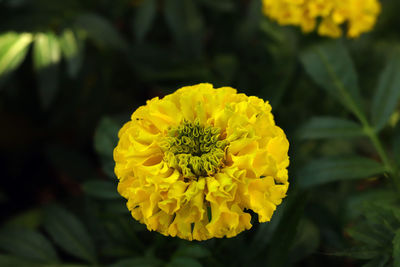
33,32,61,108
59,29,84,78
345,189,398,220
133,0,157,42
299,116,364,139
43,205,96,263
164,0,204,57
393,229,400,267
167,257,202,267
347,225,385,247
363,203,400,232
82,180,120,199
0,32,32,79
0,227,58,263
110,257,163,267
300,41,363,116
371,52,400,131
362,255,390,267
75,13,128,52
297,157,386,188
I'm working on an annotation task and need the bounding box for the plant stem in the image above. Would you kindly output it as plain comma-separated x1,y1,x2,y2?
316,48,400,192
358,114,400,192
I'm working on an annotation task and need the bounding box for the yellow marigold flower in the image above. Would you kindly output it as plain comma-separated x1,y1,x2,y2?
113,83,289,241
262,0,381,38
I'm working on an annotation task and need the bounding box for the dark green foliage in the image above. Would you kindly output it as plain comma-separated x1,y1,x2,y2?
297,157,386,188
298,116,365,140
1,0,400,266
43,205,96,263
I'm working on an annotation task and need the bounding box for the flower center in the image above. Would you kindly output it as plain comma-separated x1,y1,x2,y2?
160,120,228,179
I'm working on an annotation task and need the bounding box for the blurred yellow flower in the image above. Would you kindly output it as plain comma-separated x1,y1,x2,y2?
114,84,289,241
262,0,381,38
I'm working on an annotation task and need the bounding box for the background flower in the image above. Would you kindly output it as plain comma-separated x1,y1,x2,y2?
262,0,381,38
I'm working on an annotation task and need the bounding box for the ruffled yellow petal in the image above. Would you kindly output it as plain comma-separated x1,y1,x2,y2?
262,0,381,38
114,83,289,240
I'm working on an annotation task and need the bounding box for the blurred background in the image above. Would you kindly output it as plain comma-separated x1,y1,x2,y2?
1,0,400,266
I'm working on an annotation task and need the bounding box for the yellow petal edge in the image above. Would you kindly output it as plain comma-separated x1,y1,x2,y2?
113,83,290,241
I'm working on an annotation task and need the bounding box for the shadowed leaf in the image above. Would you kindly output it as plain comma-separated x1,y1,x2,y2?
300,41,363,116
75,13,128,52
371,51,400,131
43,205,96,263
82,180,120,199
59,29,84,78
0,228,58,263
297,157,386,188
299,116,364,139
133,0,157,42
33,32,61,108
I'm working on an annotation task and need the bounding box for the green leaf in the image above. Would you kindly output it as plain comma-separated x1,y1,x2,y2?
290,219,320,262
82,180,120,199
371,52,400,131
164,0,204,57
297,157,386,188
346,225,385,247
174,244,211,259
45,145,97,182
33,32,61,108
394,229,400,267
345,189,398,220
0,32,32,79
299,117,364,139
110,257,163,267
94,117,122,178
133,0,157,42
33,33,61,70
332,247,382,260
167,257,202,267
75,13,128,52
43,205,96,263
104,200,129,214
393,123,400,164
213,54,238,84
3,209,42,230
0,254,39,267
59,29,84,78
362,255,390,267
266,192,309,267
300,41,363,116
237,0,262,41
0,228,58,263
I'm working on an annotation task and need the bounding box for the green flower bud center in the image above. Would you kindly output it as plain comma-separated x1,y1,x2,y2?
160,120,228,179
